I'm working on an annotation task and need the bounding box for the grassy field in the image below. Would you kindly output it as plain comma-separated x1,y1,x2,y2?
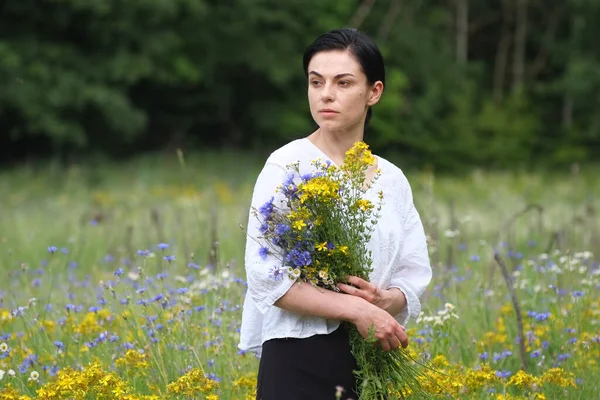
0,150,599,399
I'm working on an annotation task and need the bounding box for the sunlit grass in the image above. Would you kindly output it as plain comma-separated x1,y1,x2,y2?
0,152,599,399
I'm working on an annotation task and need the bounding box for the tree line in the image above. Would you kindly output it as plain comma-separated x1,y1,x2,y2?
1,0,599,171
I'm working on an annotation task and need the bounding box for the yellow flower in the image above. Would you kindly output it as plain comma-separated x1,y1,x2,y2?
355,199,374,211
316,242,328,251
540,367,576,388
292,219,307,231
507,370,539,388
338,246,348,255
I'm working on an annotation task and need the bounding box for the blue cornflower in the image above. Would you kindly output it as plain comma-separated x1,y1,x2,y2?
479,352,488,361
557,353,571,361
495,370,511,379
49,365,60,376
285,249,312,267
137,249,150,257
177,287,189,294
259,197,275,219
569,337,577,344
282,174,298,197
259,247,269,260
152,294,164,302
535,312,551,322
114,268,124,277
164,255,175,262
530,350,541,358
259,222,269,235
157,243,169,250
301,173,314,182
47,246,58,254
268,265,285,281
188,263,199,269
470,255,480,261
274,224,290,235
571,290,585,298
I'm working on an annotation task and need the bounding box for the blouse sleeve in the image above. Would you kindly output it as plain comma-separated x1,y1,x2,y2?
388,177,432,326
244,161,298,314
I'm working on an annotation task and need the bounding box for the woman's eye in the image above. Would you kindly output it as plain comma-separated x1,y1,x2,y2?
310,80,322,86
339,81,349,86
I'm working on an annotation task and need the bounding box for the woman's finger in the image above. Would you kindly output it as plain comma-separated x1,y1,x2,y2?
346,275,371,289
379,338,391,352
394,326,409,348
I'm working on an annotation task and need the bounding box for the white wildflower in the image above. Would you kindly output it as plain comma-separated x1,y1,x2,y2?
444,229,460,238
28,370,39,382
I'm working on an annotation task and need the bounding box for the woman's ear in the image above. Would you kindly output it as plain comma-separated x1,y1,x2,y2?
367,81,384,106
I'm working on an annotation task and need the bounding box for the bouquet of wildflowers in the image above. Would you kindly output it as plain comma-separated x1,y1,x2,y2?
249,142,432,399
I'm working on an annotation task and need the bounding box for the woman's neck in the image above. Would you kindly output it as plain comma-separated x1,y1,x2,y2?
308,127,364,165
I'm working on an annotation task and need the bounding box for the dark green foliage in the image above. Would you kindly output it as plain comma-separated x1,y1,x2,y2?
1,0,599,170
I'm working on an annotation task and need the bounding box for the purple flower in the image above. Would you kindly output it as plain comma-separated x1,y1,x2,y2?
152,294,164,302
285,249,312,267
495,370,512,379
157,243,169,250
259,197,275,219
259,222,269,235
268,266,285,281
530,350,541,358
114,268,124,277
137,249,150,257
47,246,58,254
479,352,488,361
259,247,269,260
557,353,571,361
301,173,314,182
164,255,175,262
275,224,290,235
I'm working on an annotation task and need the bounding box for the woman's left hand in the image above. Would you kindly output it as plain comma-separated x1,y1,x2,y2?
337,276,391,312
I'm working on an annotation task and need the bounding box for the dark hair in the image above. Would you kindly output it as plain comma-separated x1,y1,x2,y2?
303,28,385,127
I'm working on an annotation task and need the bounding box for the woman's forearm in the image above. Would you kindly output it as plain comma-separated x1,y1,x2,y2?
274,281,366,323
381,288,407,317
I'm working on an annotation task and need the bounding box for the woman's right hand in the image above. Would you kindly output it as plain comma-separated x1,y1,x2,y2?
349,297,409,352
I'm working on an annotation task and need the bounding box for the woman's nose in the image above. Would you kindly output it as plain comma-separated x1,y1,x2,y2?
320,82,334,101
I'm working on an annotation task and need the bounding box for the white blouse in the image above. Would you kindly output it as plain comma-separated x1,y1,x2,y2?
238,138,432,357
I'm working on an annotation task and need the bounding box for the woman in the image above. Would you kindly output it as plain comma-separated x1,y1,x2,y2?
238,28,432,400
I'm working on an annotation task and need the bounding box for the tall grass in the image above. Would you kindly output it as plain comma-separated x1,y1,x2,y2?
0,151,598,399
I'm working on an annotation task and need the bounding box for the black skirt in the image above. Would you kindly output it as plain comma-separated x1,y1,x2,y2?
256,325,359,400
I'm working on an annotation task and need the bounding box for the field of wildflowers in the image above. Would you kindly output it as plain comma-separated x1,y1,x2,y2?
0,153,598,399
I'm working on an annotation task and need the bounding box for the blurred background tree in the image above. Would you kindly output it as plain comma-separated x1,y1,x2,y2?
0,0,598,171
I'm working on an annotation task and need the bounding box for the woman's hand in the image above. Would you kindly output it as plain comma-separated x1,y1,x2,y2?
348,296,409,351
338,276,406,316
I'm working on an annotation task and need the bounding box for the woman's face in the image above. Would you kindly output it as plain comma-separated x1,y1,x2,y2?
307,50,383,133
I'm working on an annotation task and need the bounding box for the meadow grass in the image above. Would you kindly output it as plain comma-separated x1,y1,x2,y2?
0,151,599,399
